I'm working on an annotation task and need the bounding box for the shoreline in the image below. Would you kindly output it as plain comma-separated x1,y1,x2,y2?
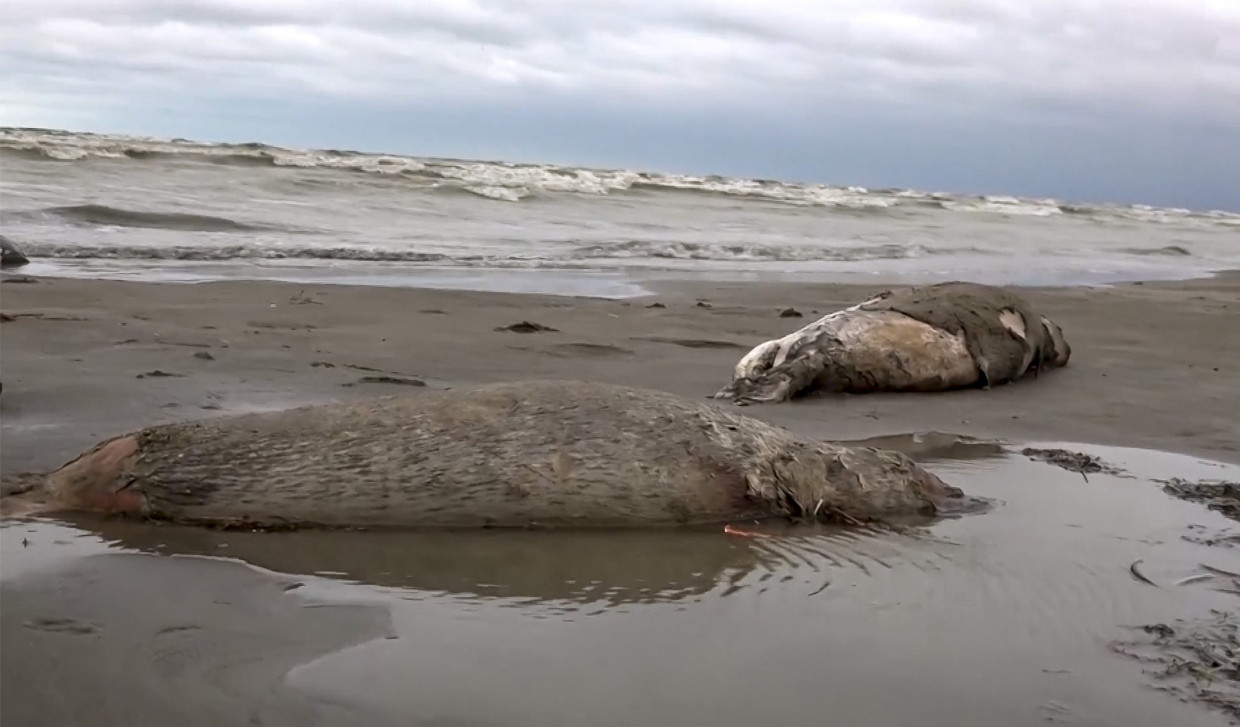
7,256,1235,300
2,270,1237,471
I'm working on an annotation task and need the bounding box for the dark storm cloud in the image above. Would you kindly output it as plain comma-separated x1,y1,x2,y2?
2,1,1237,208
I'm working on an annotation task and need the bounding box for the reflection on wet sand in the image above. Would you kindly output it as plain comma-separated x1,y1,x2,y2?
838,430,1012,463
82,520,769,603
74,516,941,606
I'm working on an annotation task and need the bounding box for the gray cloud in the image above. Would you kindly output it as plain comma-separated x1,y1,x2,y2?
2,0,1239,208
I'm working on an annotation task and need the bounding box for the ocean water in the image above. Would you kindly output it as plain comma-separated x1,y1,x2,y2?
2,127,1237,297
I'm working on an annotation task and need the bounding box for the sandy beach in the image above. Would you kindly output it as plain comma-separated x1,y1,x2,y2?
3,271,1239,726
2,271,1237,471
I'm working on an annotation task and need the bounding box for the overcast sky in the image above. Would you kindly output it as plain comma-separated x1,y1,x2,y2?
2,0,1238,210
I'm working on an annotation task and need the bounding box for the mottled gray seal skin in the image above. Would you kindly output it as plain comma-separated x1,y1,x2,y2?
0,380,983,530
0,235,30,268
716,282,1072,405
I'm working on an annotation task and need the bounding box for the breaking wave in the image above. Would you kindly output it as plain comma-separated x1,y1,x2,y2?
566,240,984,262
4,127,1237,225
1120,244,1193,257
21,243,453,263
12,204,293,233
16,240,987,265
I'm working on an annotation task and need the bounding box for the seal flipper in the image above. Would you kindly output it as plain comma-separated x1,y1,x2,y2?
975,355,992,389
997,308,1036,381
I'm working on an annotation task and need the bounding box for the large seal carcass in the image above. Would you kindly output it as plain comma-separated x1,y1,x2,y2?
0,380,983,529
714,281,1071,405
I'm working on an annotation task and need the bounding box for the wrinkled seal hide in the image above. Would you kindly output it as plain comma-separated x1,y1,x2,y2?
715,281,1071,405
0,380,985,530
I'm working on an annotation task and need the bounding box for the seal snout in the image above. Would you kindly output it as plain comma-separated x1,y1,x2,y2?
713,375,792,406
919,470,991,516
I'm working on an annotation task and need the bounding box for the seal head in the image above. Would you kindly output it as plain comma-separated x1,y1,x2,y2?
754,442,986,522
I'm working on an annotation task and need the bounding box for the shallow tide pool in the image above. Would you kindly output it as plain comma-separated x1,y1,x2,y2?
3,438,1237,726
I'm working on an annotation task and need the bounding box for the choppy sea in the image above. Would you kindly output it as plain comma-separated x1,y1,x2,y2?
2,127,1236,297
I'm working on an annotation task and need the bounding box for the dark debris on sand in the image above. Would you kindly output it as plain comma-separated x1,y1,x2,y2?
1020,447,1126,479
496,321,559,333
1158,479,1240,523
136,370,185,379
1114,479,1240,722
1183,528,1240,549
343,375,426,387
1111,610,1240,724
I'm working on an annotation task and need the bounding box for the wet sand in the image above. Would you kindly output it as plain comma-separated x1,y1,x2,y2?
2,272,1237,473
2,272,1239,726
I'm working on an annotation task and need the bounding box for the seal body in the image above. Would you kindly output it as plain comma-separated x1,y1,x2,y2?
0,380,980,529
716,282,1071,404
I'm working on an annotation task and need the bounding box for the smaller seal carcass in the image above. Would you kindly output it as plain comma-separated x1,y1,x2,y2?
715,281,1071,405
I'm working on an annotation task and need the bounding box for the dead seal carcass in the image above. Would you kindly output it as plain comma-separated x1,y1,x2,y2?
715,281,1071,405
0,380,982,529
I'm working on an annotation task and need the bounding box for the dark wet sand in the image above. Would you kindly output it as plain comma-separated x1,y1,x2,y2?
1,272,1237,475
2,271,1239,726
1,551,393,727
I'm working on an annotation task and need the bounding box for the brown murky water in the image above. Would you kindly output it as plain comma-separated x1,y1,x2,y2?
3,437,1238,726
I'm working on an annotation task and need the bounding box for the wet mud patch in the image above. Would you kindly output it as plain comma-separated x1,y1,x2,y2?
0,537,395,727
1021,447,1127,479
1111,611,1240,724
1158,478,1240,523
